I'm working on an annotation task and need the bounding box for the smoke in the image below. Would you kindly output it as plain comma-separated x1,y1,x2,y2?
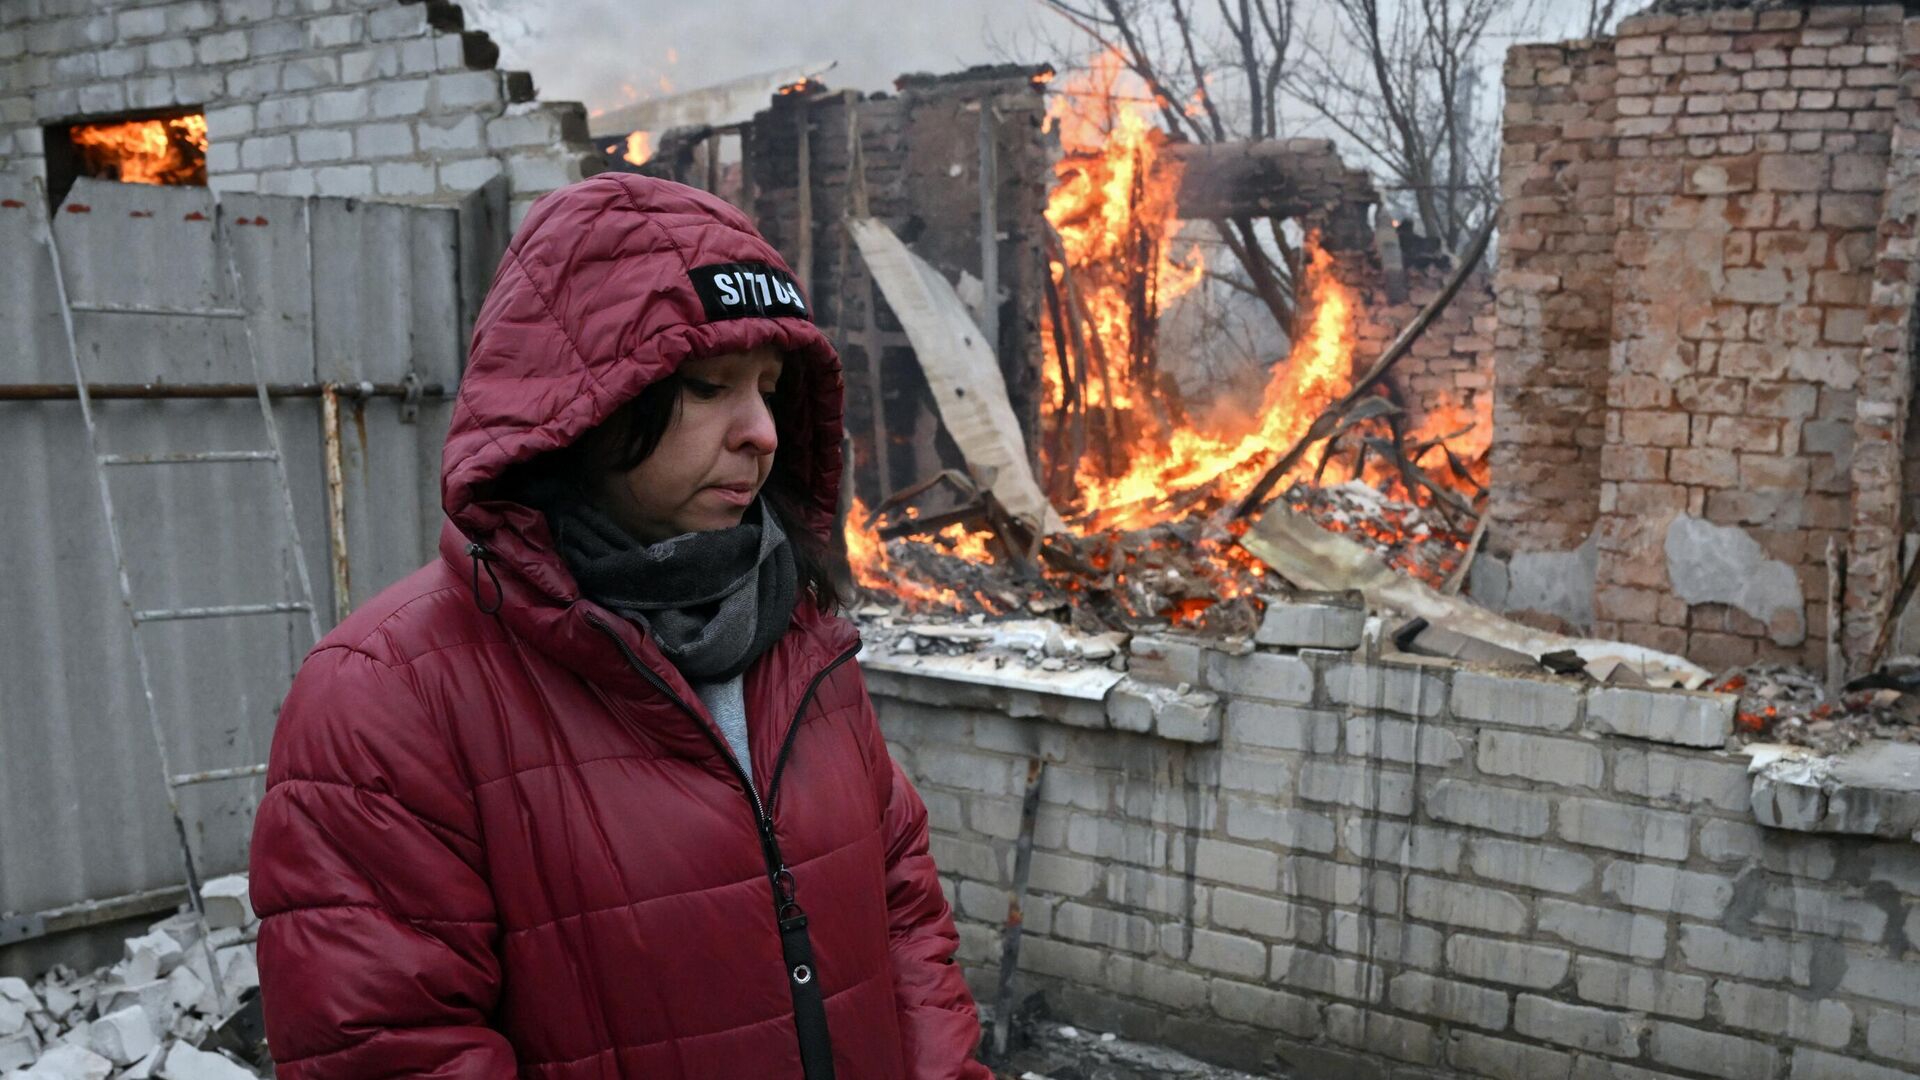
463,0,1046,113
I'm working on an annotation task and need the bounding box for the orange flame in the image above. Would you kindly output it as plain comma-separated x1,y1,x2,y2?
845,496,967,611
69,115,207,186
622,132,652,167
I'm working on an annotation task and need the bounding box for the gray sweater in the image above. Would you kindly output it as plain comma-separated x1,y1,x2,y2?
694,675,752,784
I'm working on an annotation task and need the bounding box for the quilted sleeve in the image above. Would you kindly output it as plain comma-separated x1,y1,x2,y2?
872,699,994,1079
249,645,516,1079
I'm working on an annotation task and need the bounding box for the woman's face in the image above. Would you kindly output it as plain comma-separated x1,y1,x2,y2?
596,346,785,543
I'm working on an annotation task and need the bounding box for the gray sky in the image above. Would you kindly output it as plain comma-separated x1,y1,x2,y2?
470,0,1053,115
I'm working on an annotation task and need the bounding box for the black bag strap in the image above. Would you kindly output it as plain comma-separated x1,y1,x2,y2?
778,907,836,1079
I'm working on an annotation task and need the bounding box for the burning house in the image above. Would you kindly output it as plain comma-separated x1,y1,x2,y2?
4,1,1920,1079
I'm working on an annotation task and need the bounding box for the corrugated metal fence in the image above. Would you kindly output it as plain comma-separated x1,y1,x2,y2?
0,175,506,965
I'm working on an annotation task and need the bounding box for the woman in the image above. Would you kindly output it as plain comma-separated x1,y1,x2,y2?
248,173,991,1079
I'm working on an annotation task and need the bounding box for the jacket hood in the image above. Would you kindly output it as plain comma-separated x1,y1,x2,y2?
441,173,843,600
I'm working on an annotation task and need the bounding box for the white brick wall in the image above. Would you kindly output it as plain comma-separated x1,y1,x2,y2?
2,0,602,208
870,584,1920,1077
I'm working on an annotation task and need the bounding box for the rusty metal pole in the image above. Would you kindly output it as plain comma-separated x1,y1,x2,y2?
990,756,1047,1062
320,383,352,623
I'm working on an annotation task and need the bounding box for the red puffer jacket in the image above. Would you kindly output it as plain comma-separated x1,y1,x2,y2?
249,174,990,1079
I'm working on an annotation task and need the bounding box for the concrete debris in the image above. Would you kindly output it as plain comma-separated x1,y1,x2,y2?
1713,661,1920,754
856,614,1128,678
1,876,263,1080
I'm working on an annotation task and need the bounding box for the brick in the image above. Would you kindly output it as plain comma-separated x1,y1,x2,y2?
1467,836,1595,894
1026,851,1097,895
1193,839,1279,890
1612,747,1751,811
1790,1050,1920,1080
1021,936,1103,982
1223,797,1336,853
295,128,353,163
1052,901,1156,953
1477,730,1604,789
374,159,439,197
1256,599,1366,649
1128,634,1203,685
1390,971,1509,1030
1556,798,1691,860
1225,700,1339,752
1326,1004,1442,1065
1342,820,1465,874
1297,761,1414,814
1515,993,1644,1057
1446,934,1570,990
1430,778,1555,838
1599,861,1732,920
1190,928,1267,979
1677,924,1806,982
1449,1031,1574,1080
1211,888,1322,943
1867,1009,1920,1066
1451,671,1582,729
1327,662,1445,717
1210,980,1321,1038
1647,1023,1779,1080
1573,956,1707,1019
1749,883,1888,943
1270,946,1385,1003
1326,912,1444,971
1716,981,1852,1049
1345,715,1466,767
430,71,502,111
1537,899,1667,960
239,134,292,170
1406,877,1527,934
1208,651,1315,704
1839,954,1920,1010
1281,857,1399,911
1587,687,1735,747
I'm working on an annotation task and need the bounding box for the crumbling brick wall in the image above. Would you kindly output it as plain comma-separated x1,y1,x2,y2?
747,68,1052,505
1490,40,1616,561
867,629,1920,1078
0,0,603,224
1487,5,1920,674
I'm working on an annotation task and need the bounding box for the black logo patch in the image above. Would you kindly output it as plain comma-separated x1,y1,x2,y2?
689,261,811,323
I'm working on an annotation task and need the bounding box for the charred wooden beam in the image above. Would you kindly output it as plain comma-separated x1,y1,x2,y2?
1163,138,1376,248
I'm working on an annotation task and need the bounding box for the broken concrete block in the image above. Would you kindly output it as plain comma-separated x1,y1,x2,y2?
1587,686,1734,747
213,946,259,997
197,878,253,931
147,913,203,955
0,982,38,1018
0,1030,39,1071
122,931,184,983
22,1043,112,1080
96,982,171,1041
0,1001,24,1039
1256,594,1367,649
156,1044,256,1080
164,965,207,1015
37,984,75,1024
86,1005,157,1067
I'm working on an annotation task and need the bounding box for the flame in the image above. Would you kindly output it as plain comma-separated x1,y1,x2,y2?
845,496,966,611
69,115,207,186
842,51,1489,619
778,77,824,96
623,132,652,167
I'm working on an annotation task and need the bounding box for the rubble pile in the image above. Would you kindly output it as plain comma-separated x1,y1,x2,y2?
1716,660,1920,756
1,876,263,1080
862,477,1472,637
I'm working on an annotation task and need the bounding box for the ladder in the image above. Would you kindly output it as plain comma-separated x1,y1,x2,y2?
32,178,324,1013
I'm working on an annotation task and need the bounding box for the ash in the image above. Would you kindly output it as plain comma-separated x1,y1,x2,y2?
1716,660,1920,756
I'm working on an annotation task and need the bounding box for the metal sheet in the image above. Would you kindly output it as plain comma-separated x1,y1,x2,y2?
0,183,469,944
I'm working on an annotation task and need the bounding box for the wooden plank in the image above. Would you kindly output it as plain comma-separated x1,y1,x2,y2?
847,217,1063,535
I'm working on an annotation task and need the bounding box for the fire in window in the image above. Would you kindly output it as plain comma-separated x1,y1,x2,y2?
44,109,207,207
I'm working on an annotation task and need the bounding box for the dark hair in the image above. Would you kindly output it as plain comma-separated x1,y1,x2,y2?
535,365,844,612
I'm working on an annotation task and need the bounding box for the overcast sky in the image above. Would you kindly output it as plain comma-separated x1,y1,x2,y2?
468,0,1597,151
469,0,1052,115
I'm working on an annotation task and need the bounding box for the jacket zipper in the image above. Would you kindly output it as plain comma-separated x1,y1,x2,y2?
583,613,860,900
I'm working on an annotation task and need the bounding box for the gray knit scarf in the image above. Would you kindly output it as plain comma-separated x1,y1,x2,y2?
548,498,797,682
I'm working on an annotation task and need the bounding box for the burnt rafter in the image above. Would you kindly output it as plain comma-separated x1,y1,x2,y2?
1161,137,1377,242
